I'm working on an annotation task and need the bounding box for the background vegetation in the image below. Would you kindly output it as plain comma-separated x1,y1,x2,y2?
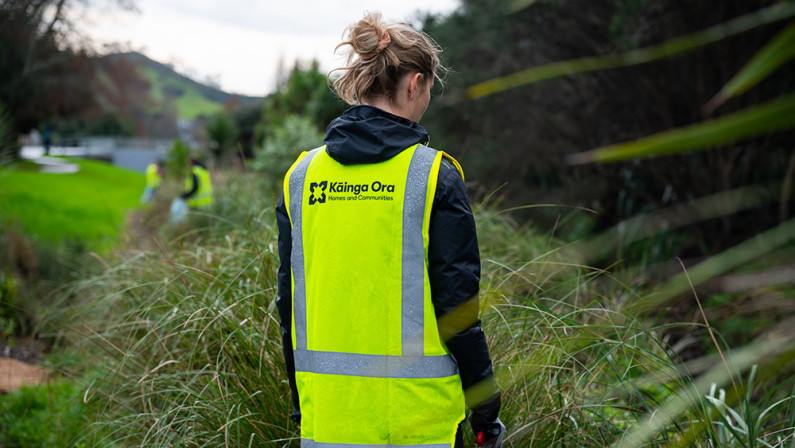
0,0,793,447
0,0,261,155
420,0,795,261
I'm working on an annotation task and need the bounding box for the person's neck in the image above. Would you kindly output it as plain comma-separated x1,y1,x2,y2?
364,98,410,122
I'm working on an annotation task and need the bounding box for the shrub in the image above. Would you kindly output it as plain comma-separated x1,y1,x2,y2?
0,271,19,338
165,138,191,181
205,112,239,164
252,114,324,193
0,380,112,447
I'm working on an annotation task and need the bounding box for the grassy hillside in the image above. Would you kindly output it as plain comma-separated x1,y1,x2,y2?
140,66,223,121
0,159,143,252
102,52,262,121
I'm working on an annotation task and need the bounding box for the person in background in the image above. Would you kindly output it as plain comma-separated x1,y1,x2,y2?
275,11,504,448
140,159,164,204
181,157,213,208
43,123,51,156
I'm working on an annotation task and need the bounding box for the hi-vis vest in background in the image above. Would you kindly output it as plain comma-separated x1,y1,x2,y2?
145,163,162,189
185,165,213,208
284,144,466,447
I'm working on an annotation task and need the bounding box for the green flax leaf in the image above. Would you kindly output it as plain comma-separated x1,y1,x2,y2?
509,0,540,13
567,95,795,165
466,2,795,99
705,21,795,115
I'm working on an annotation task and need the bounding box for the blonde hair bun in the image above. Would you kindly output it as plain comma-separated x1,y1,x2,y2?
332,11,445,106
341,12,392,58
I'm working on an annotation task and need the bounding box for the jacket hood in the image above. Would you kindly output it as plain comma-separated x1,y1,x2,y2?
324,105,429,165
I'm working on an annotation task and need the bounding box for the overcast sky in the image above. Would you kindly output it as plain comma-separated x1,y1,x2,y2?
84,0,460,97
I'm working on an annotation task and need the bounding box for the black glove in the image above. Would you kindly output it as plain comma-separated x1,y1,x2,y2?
469,395,503,445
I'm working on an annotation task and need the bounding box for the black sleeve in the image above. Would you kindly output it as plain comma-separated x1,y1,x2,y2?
276,194,301,422
181,173,199,199
428,159,500,413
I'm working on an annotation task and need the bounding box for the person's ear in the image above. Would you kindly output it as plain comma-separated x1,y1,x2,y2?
407,72,422,100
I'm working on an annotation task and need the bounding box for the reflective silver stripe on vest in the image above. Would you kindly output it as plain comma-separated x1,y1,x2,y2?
289,147,323,351
294,349,457,379
301,439,450,448
401,145,437,356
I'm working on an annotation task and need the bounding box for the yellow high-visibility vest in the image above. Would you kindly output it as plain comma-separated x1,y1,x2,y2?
145,163,162,188
284,144,466,447
185,165,213,208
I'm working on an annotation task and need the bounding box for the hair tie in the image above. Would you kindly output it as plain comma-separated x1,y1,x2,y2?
376,31,391,52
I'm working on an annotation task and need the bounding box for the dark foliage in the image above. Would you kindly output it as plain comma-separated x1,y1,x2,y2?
0,1,98,135
421,0,795,257
0,1,152,144
230,99,264,159
256,60,347,145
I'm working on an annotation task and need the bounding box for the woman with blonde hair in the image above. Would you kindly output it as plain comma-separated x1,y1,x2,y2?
276,11,504,448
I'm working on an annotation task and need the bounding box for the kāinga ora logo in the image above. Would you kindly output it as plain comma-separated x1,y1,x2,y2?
309,181,327,205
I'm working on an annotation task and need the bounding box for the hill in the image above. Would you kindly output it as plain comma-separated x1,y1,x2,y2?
90,52,263,137
107,52,261,119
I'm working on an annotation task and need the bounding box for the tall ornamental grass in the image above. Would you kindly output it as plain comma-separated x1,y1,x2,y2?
60,172,794,447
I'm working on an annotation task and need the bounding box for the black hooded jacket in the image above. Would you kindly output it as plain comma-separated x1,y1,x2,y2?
275,105,500,431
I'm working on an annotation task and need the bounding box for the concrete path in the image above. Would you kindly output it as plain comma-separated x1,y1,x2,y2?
30,155,80,173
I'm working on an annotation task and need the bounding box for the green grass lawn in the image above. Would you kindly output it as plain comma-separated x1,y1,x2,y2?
0,158,144,252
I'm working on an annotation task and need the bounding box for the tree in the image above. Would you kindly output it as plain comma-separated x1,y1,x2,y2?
0,101,12,163
255,60,346,145
0,0,135,153
204,112,239,164
230,99,264,159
